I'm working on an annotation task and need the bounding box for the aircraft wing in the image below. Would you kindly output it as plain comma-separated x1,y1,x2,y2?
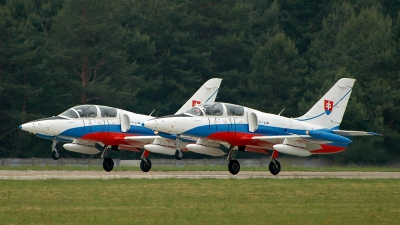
332,130,381,136
245,132,350,154
249,135,325,151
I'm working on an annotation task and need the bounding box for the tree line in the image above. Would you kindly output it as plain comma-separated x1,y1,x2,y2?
1,0,399,164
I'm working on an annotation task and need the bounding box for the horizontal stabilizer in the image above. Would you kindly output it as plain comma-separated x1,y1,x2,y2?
333,130,381,136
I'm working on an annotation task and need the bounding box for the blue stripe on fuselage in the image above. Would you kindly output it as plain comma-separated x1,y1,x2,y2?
184,124,289,138
58,124,155,139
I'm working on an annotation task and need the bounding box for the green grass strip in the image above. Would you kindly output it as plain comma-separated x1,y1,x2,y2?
0,179,399,224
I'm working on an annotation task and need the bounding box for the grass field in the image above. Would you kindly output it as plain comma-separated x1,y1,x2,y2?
0,178,399,224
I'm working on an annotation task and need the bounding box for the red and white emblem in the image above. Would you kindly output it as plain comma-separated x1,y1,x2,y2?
324,100,334,115
192,100,201,107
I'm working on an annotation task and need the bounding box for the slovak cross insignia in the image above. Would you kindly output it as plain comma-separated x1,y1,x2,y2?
192,100,201,107
324,100,334,115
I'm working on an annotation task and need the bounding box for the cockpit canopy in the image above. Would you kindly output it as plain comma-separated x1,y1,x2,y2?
185,102,244,117
60,105,118,118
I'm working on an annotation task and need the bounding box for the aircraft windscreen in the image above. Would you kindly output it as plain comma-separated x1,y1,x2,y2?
60,109,79,118
185,106,205,116
185,103,227,116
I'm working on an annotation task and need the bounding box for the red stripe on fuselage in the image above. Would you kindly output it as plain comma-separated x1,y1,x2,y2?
81,132,136,146
208,132,269,147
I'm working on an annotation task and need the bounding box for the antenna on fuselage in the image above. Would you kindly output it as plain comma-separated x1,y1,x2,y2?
149,109,155,116
278,108,285,116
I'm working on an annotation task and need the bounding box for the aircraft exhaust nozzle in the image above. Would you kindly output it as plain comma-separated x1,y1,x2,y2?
186,144,225,156
144,144,176,155
273,144,311,157
63,144,100,154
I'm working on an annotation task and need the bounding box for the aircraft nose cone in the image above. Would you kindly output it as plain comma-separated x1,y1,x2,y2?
142,120,158,130
20,122,36,133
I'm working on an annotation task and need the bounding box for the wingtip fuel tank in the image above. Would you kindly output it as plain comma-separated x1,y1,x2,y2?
273,144,311,157
63,143,100,154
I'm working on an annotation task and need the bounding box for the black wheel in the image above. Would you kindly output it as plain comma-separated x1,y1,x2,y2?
269,160,281,175
140,159,152,172
103,158,114,172
175,150,183,160
228,159,240,175
52,151,60,160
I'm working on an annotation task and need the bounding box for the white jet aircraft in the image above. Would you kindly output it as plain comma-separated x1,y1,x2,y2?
142,78,380,175
19,78,222,172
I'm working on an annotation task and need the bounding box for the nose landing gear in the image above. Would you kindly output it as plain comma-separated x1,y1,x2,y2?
51,139,60,160
174,135,183,160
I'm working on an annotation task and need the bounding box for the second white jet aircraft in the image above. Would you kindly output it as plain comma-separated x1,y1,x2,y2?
142,78,379,175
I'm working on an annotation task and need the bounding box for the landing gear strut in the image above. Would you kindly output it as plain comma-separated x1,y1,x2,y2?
101,145,114,172
140,150,152,172
227,145,240,175
174,135,183,160
51,139,60,160
269,151,281,175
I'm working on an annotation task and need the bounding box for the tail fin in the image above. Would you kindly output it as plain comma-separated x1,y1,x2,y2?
174,78,222,114
295,78,355,128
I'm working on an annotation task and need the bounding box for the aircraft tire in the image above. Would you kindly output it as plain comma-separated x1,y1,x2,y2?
140,159,152,172
175,150,183,160
228,159,240,175
103,158,114,172
52,151,60,160
269,160,281,175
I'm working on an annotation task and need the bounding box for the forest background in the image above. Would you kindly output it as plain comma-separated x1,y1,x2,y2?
1,0,399,164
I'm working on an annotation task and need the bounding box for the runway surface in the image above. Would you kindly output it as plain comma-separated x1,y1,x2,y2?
1,170,400,180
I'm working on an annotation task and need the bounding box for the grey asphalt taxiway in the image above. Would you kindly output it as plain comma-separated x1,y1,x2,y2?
1,170,400,180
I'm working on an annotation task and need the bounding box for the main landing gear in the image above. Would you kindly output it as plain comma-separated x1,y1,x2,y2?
101,145,114,172
140,150,152,172
227,146,240,175
225,146,282,176
269,151,281,175
51,139,60,160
